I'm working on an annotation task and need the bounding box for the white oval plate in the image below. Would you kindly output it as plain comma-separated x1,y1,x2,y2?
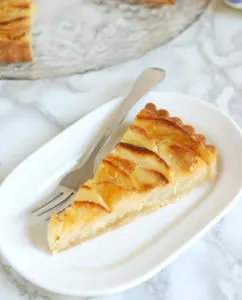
0,92,241,297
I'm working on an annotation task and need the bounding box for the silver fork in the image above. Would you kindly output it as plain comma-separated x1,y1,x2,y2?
32,68,166,219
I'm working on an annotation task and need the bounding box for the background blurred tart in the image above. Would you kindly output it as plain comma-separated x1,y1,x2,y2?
48,103,218,253
124,0,175,5
0,0,174,64
0,0,33,63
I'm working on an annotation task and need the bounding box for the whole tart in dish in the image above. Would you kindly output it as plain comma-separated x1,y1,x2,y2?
0,0,33,63
48,103,218,253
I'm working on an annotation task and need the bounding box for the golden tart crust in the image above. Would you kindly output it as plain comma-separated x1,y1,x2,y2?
0,0,32,63
48,103,218,253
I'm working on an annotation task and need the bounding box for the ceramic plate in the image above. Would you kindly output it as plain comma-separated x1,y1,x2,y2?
0,92,241,296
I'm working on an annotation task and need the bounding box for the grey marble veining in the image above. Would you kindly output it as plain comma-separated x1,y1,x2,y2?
0,0,242,299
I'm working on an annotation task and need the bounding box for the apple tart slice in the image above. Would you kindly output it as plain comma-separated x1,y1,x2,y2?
48,103,218,253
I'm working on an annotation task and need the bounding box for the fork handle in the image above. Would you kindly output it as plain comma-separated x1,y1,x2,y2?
77,68,166,171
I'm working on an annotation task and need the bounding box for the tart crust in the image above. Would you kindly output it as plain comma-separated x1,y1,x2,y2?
0,40,32,62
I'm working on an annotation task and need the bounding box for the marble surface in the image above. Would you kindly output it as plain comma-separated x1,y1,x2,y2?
0,0,242,299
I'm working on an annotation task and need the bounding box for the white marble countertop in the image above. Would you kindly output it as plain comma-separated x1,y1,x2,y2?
0,0,242,299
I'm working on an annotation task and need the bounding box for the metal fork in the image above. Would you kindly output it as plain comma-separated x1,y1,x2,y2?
32,68,166,219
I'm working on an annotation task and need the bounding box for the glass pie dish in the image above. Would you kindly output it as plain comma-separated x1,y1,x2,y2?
0,0,209,79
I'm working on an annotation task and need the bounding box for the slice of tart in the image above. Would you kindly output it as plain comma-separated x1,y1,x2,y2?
48,103,218,253
0,0,33,63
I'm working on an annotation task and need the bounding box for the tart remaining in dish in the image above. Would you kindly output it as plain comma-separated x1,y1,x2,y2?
0,0,174,63
48,103,218,253
0,0,33,63
135,0,175,4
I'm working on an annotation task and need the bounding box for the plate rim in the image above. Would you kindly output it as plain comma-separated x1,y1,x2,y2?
0,92,241,296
